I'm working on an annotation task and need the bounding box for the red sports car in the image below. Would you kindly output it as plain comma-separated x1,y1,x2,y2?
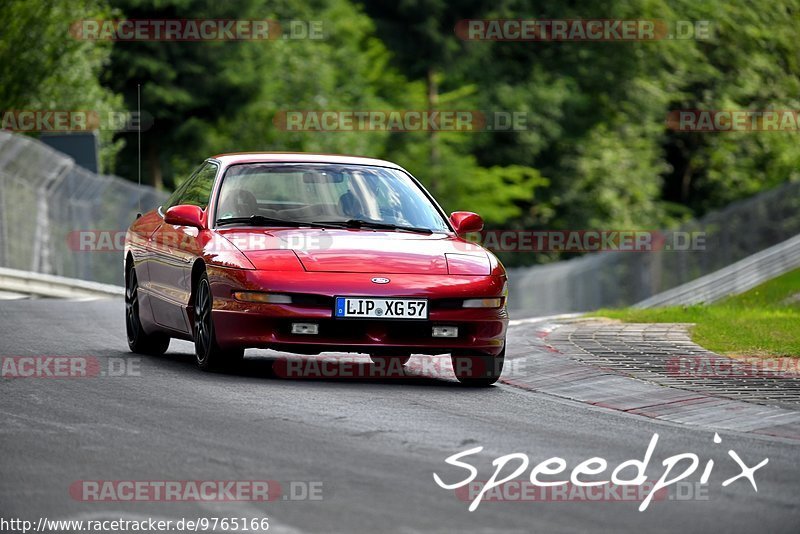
124,153,508,385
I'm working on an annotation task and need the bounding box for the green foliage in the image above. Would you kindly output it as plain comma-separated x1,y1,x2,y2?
4,0,798,263
593,269,800,357
661,0,800,212
105,0,275,187
389,135,548,223
366,0,800,236
559,124,669,228
206,0,407,161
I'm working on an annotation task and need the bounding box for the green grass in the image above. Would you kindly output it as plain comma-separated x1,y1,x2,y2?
592,269,800,358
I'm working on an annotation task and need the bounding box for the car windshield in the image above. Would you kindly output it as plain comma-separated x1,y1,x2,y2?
214,163,450,232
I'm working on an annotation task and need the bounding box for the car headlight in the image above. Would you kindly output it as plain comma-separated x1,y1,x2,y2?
462,297,503,308
233,291,293,304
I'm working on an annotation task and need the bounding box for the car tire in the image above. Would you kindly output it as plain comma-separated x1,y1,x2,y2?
193,272,244,371
126,265,170,355
451,347,505,387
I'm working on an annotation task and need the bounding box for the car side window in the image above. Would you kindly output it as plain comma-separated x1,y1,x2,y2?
163,164,203,211
163,181,189,212
176,162,218,209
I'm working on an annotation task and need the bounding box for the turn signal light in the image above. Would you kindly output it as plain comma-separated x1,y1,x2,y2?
462,298,503,308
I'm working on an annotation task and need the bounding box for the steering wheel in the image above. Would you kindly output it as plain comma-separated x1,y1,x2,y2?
338,190,364,219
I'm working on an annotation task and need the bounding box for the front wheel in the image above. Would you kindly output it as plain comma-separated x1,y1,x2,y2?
451,348,505,387
126,266,170,355
193,272,244,371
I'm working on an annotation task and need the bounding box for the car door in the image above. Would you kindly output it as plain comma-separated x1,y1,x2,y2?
147,161,217,333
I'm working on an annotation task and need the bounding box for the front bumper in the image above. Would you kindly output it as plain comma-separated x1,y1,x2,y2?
206,267,508,356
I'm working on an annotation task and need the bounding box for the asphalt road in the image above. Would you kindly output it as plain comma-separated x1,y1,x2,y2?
1,299,798,533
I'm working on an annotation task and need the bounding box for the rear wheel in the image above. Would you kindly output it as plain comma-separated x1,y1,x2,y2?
194,272,244,371
451,348,505,387
125,266,170,355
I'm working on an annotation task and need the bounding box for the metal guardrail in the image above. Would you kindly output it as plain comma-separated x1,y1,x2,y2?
0,131,167,286
634,233,800,308
0,267,124,299
2,130,798,308
508,180,800,314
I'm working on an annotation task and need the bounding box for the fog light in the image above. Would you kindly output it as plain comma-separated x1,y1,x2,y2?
462,298,502,308
233,291,292,304
432,326,458,338
292,323,319,335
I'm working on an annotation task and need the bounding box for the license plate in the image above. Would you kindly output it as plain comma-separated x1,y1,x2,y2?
334,297,428,319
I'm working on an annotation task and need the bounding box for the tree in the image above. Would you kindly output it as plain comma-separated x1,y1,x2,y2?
0,0,123,171
105,0,273,188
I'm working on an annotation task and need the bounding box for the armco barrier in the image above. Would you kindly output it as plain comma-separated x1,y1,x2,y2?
634,233,800,308
1,131,797,310
508,180,800,314
0,130,167,285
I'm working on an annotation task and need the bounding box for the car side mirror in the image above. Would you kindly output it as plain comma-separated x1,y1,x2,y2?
450,211,484,234
164,204,204,229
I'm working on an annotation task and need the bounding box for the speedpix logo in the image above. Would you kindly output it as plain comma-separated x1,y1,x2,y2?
434,433,768,512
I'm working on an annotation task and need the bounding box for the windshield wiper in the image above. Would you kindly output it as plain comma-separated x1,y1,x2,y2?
313,219,433,234
216,215,336,228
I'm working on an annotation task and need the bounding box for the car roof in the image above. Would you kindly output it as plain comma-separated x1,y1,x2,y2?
210,152,405,170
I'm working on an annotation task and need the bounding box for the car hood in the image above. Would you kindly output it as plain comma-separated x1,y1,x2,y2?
216,228,489,274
